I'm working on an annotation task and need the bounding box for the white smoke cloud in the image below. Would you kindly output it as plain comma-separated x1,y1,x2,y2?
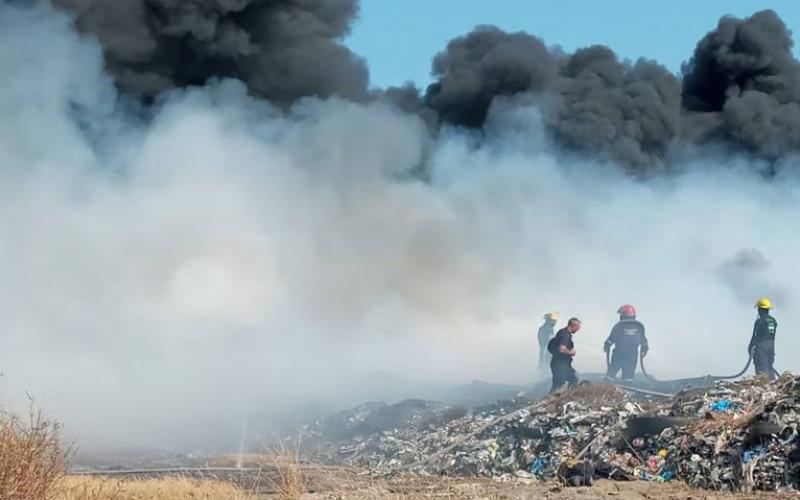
1,2,798,453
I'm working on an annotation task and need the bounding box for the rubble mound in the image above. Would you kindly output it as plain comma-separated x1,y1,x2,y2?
545,381,630,408
304,375,800,492
314,400,451,441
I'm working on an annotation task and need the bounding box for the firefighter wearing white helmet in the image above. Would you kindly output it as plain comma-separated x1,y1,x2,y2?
748,298,778,380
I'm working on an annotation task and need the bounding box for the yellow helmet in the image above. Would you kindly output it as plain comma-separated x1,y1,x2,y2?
544,312,559,321
755,298,773,310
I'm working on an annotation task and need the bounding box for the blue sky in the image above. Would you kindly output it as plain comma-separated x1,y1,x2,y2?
346,0,800,90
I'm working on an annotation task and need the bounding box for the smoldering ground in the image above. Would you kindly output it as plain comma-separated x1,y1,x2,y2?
1,2,800,453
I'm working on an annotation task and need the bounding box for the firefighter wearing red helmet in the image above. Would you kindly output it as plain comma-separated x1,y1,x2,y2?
604,304,648,381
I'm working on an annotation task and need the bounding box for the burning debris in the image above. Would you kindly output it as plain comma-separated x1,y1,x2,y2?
304,375,800,493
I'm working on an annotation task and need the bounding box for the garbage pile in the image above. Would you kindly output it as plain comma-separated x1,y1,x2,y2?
611,374,800,492
304,384,639,476
307,399,452,442
303,374,800,492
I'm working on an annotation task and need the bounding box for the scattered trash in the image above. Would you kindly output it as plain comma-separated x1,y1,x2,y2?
303,374,800,492
558,459,594,486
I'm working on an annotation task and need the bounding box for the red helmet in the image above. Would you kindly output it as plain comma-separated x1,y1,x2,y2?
618,304,636,318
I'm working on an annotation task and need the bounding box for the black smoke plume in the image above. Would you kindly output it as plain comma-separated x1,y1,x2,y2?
52,1,800,169
425,26,558,128
548,46,680,169
421,27,681,169
51,0,369,102
682,10,800,158
421,11,800,168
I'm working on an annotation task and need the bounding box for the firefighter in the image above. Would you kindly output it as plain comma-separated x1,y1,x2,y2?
538,312,558,368
604,304,648,381
549,317,581,393
748,298,778,380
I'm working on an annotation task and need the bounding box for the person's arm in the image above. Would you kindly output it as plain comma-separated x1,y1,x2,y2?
603,325,617,353
557,333,576,356
639,323,649,355
748,319,760,354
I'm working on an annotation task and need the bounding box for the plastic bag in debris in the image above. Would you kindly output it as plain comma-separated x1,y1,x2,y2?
594,460,633,481
558,459,594,487
744,446,767,463
710,399,732,412
529,457,547,477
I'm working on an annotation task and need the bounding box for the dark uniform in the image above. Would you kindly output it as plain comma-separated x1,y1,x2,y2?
550,327,578,392
538,319,556,368
604,319,648,380
749,312,777,380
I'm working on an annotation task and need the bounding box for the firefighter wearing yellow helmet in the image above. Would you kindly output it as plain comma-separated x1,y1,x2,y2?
538,312,559,368
748,298,778,380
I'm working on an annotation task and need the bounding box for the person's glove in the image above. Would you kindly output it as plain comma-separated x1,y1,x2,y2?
641,348,648,358
748,345,755,356
603,342,611,354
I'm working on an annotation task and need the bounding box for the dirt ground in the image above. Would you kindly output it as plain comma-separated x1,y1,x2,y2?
64,468,797,499
256,468,796,499
299,479,787,499
66,461,797,499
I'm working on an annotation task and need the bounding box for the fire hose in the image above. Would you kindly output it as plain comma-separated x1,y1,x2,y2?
639,350,755,383
604,347,757,386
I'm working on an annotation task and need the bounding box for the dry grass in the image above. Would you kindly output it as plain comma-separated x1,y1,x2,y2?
209,452,310,469
0,405,66,500
55,476,257,500
0,404,260,500
263,439,309,500
257,474,774,500
209,453,276,468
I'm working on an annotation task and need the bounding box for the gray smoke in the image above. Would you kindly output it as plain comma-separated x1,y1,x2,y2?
717,249,786,307
51,0,369,102
682,10,800,158
3,1,800,456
